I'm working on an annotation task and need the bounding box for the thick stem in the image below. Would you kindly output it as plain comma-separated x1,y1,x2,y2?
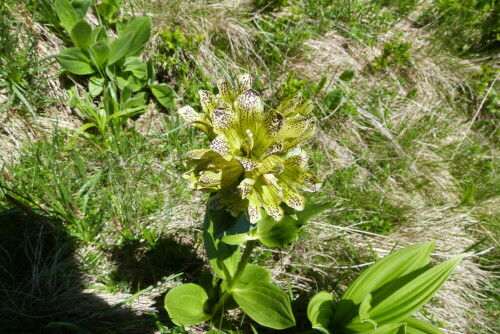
211,239,257,315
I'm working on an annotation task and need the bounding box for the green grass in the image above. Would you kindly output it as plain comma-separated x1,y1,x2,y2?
0,0,498,332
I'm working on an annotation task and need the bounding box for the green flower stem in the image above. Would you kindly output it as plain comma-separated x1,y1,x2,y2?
230,239,257,288
211,239,257,315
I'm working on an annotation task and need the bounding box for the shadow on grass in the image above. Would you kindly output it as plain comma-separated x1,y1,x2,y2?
0,207,156,333
108,235,205,293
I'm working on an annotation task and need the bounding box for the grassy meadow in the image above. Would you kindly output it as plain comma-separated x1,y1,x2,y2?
0,0,498,333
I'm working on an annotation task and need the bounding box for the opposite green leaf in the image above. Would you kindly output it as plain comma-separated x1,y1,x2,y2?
55,47,94,75
70,19,92,50
256,214,301,248
336,242,435,323
203,209,241,281
232,281,295,330
405,317,445,334
236,264,271,288
349,254,464,329
164,283,211,326
307,291,335,333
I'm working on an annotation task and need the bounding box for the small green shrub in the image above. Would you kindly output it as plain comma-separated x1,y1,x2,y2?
371,38,412,71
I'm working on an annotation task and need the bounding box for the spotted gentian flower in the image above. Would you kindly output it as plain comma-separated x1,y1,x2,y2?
178,75,321,223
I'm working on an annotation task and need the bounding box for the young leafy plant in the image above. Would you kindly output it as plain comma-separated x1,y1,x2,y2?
53,2,175,104
164,75,327,331
307,242,464,333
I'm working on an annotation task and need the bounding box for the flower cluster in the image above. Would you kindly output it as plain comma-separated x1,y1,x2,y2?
178,75,321,223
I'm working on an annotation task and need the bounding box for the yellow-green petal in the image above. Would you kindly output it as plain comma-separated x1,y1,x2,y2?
234,89,264,135
198,170,222,190
178,106,215,137
217,78,234,104
211,135,233,160
279,116,316,151
237,157,260,171
211,107,241,149
284,150,309,168
293,99,314,117
199,90,218,116
237,74,253,93
238,178,256,198
282,186,306,210
276,92,302,116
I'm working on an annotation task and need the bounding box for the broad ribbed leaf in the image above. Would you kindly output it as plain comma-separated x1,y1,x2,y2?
55,0,78,33
405,317,445,334
89,76,105,97
120,17,151,57
91,26,109,44
335,242,435,323
55,48,94,75
164,284,211,326
203,208,240,280
233,281,295,329
256,214,301,248
349,255,464,328
108,32,133,65
89,41,109,70
364,323,406,334
151,83,176,109
70,19,92,50
307,291,335,333
236,264,270,288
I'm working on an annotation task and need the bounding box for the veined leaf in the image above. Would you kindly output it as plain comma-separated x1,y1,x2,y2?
55,0,78,33
164,284,211,326
120,17,151,57
203,208,240,281
335,242,435,323
89,76,105,97
364,323,406,334
405,317,445,334
256,214,301,248
233,281,295,329
349,254,464,328
307,291,335,333
70,19,92,50
151,83,177,109
91,26,109,44
55,48,94,75
108,32,134,65
235,264,271,288
89,41,110,70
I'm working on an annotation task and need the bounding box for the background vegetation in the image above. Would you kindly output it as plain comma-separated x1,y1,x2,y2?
0,0,498,333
